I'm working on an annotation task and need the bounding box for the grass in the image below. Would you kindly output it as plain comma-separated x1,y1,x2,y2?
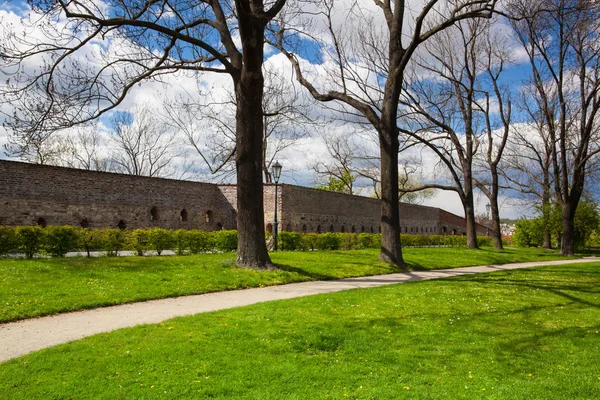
1,262,599,399
0,247,575,323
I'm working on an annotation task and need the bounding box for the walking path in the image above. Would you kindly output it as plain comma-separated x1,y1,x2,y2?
1,257,598,363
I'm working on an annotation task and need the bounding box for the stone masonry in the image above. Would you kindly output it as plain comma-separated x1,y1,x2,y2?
0,160,486,235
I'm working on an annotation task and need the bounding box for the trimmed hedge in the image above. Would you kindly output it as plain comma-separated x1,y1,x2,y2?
0,225,492,257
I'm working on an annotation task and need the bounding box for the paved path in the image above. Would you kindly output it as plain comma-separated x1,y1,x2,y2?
1,257,598,363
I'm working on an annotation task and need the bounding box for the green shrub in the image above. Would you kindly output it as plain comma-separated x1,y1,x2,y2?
444,235,468,247
15,226,45,258
413,234,430,247
357,233,374,249
401,234,414,247
129,229,150,256
148,228,174,255
278,231,303,251
371,234,382,248
44,226,79,257
315,232,341,250
477,236,493,247
0,226,16,256
336,233,358,250
188,230,213,254
213,230,237,252
428,235,444,246
302,233,319,251
78,228,103,257
173,230,189,255
102,229,127,256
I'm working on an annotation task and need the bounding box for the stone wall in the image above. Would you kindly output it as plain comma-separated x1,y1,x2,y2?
0,160,485,236
0,160,235,230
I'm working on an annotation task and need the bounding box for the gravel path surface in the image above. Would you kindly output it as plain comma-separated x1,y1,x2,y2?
1,257,598,363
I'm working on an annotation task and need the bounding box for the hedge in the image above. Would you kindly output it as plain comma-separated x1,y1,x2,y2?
0,225,493,257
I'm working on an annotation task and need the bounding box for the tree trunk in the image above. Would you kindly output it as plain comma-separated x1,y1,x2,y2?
560,201,576,256
464,197,479,248
490,202,503,250
463,173,479,249
378,126,405,269
234,15,272,269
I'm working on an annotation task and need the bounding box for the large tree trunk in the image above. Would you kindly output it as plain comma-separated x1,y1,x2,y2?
560,201,576,256
490,202,503,249
463,171,479,249
234,14,272,269
378,126,405,269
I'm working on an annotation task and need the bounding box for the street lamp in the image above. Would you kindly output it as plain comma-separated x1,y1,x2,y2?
485,203,491,237
271,161,282,251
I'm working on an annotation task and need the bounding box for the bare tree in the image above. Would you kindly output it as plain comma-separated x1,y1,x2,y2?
271,0,497,268
313,133,358,194
0,0,288,268
401,17,511,249
110,105,182,178
56,125,114,172
165,64,312,183
508,0,600,255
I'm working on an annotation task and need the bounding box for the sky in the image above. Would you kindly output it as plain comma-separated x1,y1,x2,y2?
0,0,539,220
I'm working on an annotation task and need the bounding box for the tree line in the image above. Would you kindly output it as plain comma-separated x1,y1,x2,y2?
1,0,599,268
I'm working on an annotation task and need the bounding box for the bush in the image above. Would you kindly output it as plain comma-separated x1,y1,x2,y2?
78,228,103,257
315,232,341,250
213,230,237,252
401,234,414,247
413,234,430,247
15,226,45,258
173,230,189,255
0,226,16,256
302,233,319,251
188,230,213,254
357,232,374,249
428,235,444,246
278,231,303,251
444,235,468,247
44,226,79,257
102,229,127,256
148,228,174,255
129,229,150,256
336,233,358,250
477,236,493,247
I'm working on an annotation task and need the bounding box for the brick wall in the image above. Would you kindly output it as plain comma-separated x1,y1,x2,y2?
0,160,480,236
0,160,235,230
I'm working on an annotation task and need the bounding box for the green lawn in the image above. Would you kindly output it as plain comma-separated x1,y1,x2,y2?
0,247,574,323
1,262,599,398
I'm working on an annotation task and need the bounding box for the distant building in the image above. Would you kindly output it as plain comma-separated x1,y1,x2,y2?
0,160,487,235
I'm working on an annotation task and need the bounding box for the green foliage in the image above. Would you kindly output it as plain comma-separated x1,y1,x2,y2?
315,232,341,250
147,228,174,255
477,236,493,248
188,230,213,254
173,230,189,255
278,232,304,251
573,200,600,250
213,230,237,252
336,233,358,250
15,226,45,259
356,232,374,249
0,226,16,256
301,233,319,251
444,235,468,247
129,229,149,256
428,235,443,246
101,229,127,256
77,228,103,257
313,171,356,194
43,226,79,257
514,200,600,250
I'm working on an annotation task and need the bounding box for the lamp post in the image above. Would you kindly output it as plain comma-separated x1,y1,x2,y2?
271,161,282,251
485,203,491,237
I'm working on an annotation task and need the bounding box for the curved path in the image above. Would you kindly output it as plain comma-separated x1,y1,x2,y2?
1,257,598,363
